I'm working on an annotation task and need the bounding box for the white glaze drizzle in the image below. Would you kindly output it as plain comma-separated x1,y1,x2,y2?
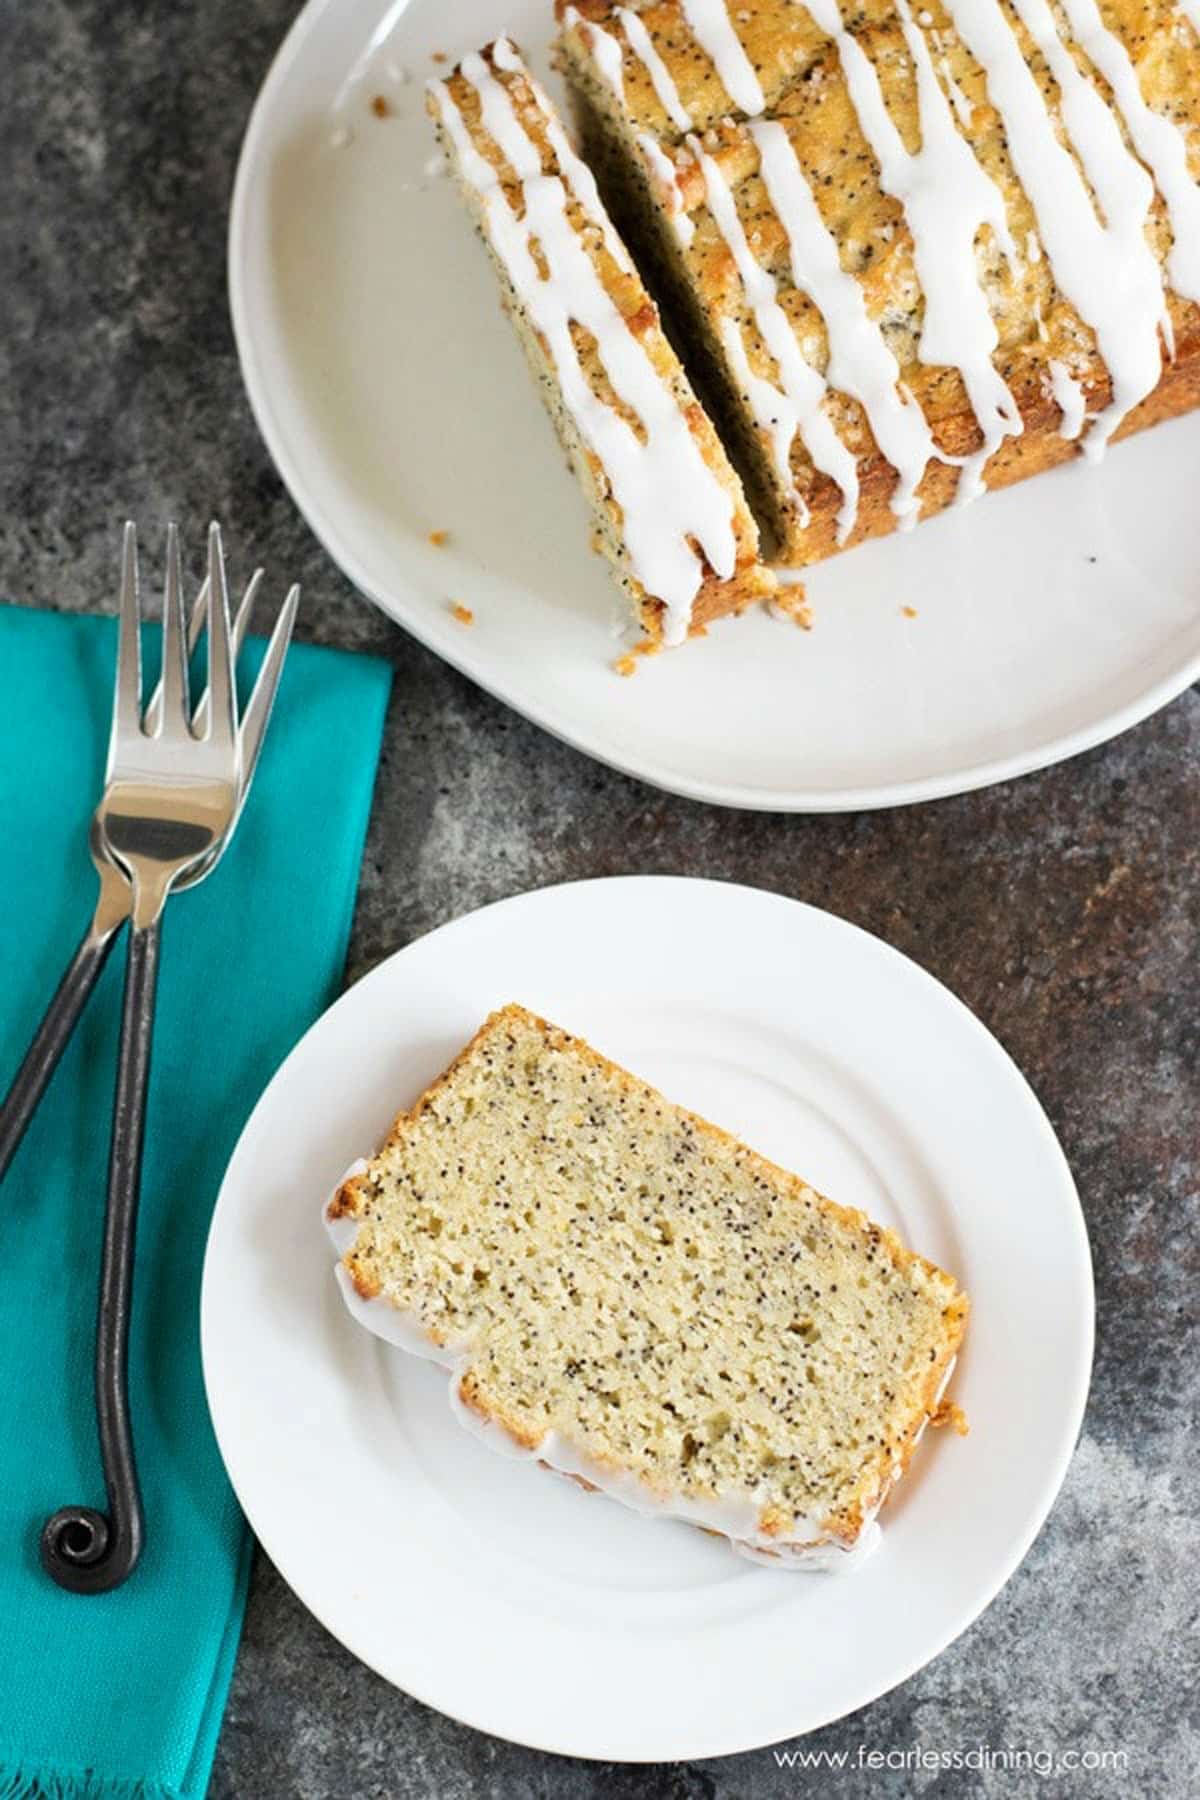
719,320,806,528
680,0,767,116
1048,358,1087,437
938,55,975,129
1055,0,1200,301
326,1176,904,1574
431,44,738,643
639,131,697,244
940,0,1168,459
694,138,860,538
490,35,629,270
618,5,694,131
752,118,941,526
805,0,1023,504
564,4,626,101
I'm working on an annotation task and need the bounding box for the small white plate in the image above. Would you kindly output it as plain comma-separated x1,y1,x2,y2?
229,0,1200,813
201,877,1093,1760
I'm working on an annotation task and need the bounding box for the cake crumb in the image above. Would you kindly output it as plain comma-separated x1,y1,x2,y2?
902,604,919,619
429,529,450,547
614,640,663,677
370,94,391,118
450,602,474,626
769,588,813,630
431,51,448,64
932,1399,970,1436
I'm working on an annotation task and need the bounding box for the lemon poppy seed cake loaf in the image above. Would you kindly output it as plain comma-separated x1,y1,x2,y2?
425,39,776,645
326,1004,969,1570
555,0,1200,567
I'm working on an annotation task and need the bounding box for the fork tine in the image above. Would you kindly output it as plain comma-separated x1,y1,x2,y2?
111,522,143,755
145,574,210,735
158,523,190,735
234,568,264,657
192,566,261,734
237,583,299,795
204,522,237,746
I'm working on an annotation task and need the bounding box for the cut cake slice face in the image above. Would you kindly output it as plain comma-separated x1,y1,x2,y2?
326,1004,969,1570
425,38,775,647
557,0,1200,566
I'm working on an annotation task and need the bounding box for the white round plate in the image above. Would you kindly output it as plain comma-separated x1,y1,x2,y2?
202,877,1093,1760
229,0,1200,814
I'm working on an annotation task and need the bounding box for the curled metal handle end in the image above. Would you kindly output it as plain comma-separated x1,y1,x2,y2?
40,1504,142,1594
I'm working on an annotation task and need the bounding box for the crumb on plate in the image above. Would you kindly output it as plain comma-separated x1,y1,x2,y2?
429,529,450,547
932,1399,970,1437
614,640,663,678
450,602,474,626
431,51,448,64
901,604,918,619
370,94,391,118
769,588,813,631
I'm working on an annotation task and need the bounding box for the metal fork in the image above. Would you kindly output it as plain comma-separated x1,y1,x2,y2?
0,562,294,1183
37,522,297,1595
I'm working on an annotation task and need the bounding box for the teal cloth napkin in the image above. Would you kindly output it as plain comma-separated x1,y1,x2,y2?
0,602,392,1799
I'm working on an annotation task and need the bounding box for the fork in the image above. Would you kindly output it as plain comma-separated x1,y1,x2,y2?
0,563,293,1184
37,522,296,1595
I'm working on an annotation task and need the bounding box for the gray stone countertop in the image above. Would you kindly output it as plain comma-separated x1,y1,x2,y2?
0,1,1195,1796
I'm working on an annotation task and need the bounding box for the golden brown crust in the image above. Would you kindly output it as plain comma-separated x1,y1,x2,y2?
457,1369,545,1453
793,323,1200,564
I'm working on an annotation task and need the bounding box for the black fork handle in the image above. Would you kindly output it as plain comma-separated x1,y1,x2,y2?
40,915,161,1593
0,922,121,1185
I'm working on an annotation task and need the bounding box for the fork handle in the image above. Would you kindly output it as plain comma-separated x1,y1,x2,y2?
0,921,121,1185
40,916,160,1593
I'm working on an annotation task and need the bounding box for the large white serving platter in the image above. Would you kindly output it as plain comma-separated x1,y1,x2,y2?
202,877,1093,1759
229,0,1200,810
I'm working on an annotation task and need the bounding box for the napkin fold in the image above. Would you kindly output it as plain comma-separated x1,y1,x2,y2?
0,602,392,1798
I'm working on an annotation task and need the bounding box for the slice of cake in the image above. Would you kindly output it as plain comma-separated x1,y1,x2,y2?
557,0,1200,566
426,39,776,646
326,1004,968,1570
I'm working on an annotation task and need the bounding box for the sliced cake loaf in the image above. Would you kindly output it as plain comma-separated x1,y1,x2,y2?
326,1004,968,1570
426,39,775,646
556,0,1200,566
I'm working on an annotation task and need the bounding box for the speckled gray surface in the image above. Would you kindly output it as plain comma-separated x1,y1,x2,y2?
1,1,1198,1796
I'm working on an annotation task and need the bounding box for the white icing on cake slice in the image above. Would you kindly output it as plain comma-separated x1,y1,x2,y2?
1048,359,1088,439
941,0,1169,459
431,44,739,643
752,118,942,527
639,132,696,244
618,5,694,131
1055,0,1200,302
804,0,1024,504
679,0,767,116
694,137,861,539
563,3,626,100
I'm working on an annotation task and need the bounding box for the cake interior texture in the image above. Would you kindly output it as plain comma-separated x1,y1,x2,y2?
329,1005,969,1556
556,0,1200,565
